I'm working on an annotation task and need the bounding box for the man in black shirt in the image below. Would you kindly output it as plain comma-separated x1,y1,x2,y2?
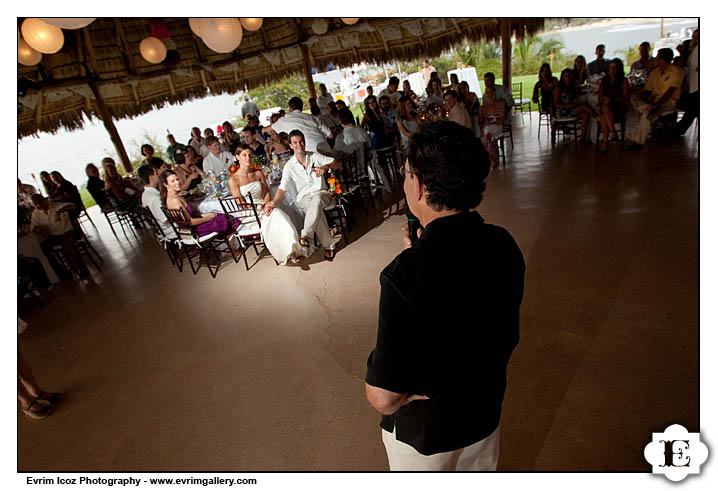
241,126,265,158
85,163,108,210
365,121,525,471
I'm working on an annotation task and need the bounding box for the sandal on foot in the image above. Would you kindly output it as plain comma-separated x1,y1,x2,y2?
22,400,52,419
299,237,310,248
37,392,64,404
324,249,335,261
289,255,302,265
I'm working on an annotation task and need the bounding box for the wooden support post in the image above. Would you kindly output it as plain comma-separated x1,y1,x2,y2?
501,19,512,89
300,44,316,99
86,75,133,174
82,28,98,74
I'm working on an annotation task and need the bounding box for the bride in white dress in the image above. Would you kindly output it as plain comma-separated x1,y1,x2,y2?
228,146,304,265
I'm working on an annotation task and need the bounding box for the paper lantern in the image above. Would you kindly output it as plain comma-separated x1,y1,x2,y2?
139,36,167,64
341,18,359,25
21,18,64,54
240,18,263,31
188,18,203,37
41,18,96,29
18,37,42,66
199,18,243,54
312,19,328,35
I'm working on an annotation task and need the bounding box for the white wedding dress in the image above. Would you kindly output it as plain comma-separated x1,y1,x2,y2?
240,180,303,265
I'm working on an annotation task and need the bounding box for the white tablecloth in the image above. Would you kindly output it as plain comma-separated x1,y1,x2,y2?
18,230,60,284
194,179,304,232
578,92,600,143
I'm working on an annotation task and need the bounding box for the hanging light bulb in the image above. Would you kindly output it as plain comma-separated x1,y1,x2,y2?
21,18,65,54
240,18,263,31
312,19,328,35
189,18,203,37
41,18,96,29
18,37,42,66
341,18,360,25
139,36,167,64
199,18,243,53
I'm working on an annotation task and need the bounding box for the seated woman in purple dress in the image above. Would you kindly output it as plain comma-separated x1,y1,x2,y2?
160,170,240,238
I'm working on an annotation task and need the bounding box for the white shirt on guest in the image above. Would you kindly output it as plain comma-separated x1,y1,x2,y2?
317,93,334,114
333,125,370,170
30,202,74,236
203,151,234,176
141,186,176,238
279,151,335,204
448,103,472,129
271,111,332,153
687,45,699,94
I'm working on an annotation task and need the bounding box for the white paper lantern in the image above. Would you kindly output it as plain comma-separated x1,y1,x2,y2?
312,19,328,35
188,18,203,37
139,36,167,64
18,37,42,66
41,18,96,29
200,18,243,54
240,18,263,31
21,18,65,54
341,18,359,25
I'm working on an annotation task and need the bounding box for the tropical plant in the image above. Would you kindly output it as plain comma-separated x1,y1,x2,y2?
240,74,314,114
614,43,646,67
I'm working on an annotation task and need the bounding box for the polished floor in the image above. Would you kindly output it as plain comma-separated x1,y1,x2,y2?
17,115,699,471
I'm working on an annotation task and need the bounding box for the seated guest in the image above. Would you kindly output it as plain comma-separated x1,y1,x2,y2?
626,48,684,151
202,135,234,176
18,179,37,224
183,145,204,171
18,179,37,197
188,126,209,157
228,145,303,265
18,254,51,293
458,81,481,136
396,96,420,152
165,134,186,164
483,72,513,114
552,69,596,144
317,83,334,114
597,58,629,153
424,78,445,107
102,157,140,210
262,130,342,261
241,126,265,158
364,85,374,101
361,95,386,148
246,115,267,145
588,44,610,76
333,107,371,172
141,144,164,166
445,73,460,93
673,40,691,69
161,170,240,242
479,86,506,167
85,164,109,210
675,29,699,137
49,171,83,219
572,55,589,87
532,63,558,114
444,90,472,130
270,96,333,155
402,80,417,101
40,171,58,197
335,99,348,112
269,113,281,125
629,41,658,76
138,164,176,238
318,102,341,130
174,151,205,192
221,121,242,154
266,129,292,160
379,76,402,106
30,194,90,280
379,95,398,147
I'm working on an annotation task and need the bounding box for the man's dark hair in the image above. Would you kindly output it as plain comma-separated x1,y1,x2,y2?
241,126,256,135
288,97,303,111
640,41,651,49
424,59,430,63
338,108,354,125
459,80,470,88
288,129,305,143
484,72,496,82
430,71,438,79
389,76,400,86
137,164,155,185
308,97,317,104
378,95,390,103
205,135,219,146
444,89,458,99
657,47,674,63
310,104,321,116
148,157,166,170
597,44,605,49
141,144,154,155
406,121,489,212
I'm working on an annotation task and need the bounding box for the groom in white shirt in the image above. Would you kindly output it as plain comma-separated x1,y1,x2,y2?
263,130,342,261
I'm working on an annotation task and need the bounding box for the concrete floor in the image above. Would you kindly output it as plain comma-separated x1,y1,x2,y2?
17,115,699,471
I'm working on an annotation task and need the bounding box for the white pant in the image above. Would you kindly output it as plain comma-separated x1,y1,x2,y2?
381,426,500,471
628,95,676,145
295,191,335,250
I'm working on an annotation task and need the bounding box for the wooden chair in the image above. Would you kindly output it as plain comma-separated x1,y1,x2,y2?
140,206,182,272
537,95,552,140
219,193,275,270
552,116,580,149
512,82,532,120
595,118,626,149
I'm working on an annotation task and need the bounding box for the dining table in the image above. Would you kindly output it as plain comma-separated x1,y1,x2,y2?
18,225,60,284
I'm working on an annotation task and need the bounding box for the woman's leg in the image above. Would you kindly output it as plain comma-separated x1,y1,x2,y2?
18,349,43,400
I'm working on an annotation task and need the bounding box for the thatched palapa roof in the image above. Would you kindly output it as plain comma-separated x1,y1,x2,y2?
18,17,546,139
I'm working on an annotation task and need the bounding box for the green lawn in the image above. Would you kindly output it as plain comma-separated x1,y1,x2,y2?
79,187,97,209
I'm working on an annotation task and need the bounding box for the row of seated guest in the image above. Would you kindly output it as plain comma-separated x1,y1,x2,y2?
33,170,84,218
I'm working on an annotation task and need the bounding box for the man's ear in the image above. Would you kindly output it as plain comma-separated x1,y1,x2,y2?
410,172,424,203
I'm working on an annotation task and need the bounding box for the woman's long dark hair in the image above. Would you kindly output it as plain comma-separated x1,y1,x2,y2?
363,95,385,133
558,68,576,96
538,63,553,81
601,58,626,88
159,170,177,206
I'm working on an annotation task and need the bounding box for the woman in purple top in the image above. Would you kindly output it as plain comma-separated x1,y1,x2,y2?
161,170,240,238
